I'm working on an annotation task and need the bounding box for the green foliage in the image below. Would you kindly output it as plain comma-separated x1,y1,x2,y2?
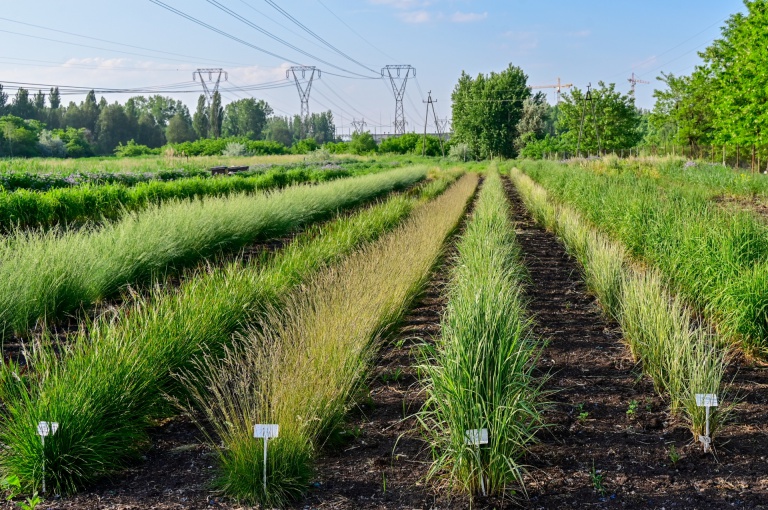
420,170,542,497
0,116,43,158
347,132,377,155
221,142,248,157
291,138,319,154
518,134,565,159
557,82,642,153
36,130,66,158
451,64,531,158
379,133,420,154
222,98,271,140
114,140,160,157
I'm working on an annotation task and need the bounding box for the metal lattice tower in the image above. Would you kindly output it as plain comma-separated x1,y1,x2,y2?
422,90,445,157
287,66,320,121
381,65,415,135
193,68,228,106
351,118,367,135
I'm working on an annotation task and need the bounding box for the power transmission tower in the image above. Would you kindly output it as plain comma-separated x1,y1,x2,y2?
628,72,650,96
287,66,320,137
193,68,228,106
529,77,573,104
422,91,445,157
351,118,367,135
381,65,415,135
437,117,450,134
576,83,601,157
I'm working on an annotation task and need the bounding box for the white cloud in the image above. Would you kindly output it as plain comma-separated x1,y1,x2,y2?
451,11,488,23
399,10,431,23
568,29,591,38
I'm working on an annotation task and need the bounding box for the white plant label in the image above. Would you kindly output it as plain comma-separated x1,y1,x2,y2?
253,424,279,439
37,421,59,437
464,428,488,446
695,394,719,407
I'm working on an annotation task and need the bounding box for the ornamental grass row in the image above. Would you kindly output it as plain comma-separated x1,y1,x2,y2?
0,167,465,495
0,166,426,337
510,167,729,443
419,170,543,499
181,173,478,506
0,165,357,232
518,159,768,356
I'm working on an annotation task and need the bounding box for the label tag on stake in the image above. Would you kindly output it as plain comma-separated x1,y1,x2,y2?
253,424,279,439
695,394,718,453
695,394,718,407
464,428,488,446
37,422,58,437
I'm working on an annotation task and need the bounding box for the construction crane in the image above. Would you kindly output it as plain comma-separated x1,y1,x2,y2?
529,77,573,104
628,72,650,96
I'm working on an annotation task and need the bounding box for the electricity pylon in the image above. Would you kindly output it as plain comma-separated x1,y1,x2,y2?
381,65,415,135
577,82,601,157
193,68,228,106
351,118,367,135
287,66,320,138
287,66,320,120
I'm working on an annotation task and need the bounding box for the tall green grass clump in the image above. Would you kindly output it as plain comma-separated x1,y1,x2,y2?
510,168,729,442
420,171,542,498
182,174,478,506
0,166,426,337
0,166,358,232
0,168,463,495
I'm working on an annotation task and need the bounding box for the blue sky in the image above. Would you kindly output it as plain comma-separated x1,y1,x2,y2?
0,0,746,135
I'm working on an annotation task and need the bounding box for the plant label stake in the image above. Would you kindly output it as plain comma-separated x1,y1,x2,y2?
37,421,58,494
253,424,279,493
464,428,488,496
695,394,718,452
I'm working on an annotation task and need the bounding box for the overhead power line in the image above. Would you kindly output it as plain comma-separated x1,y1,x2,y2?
262,0,380,76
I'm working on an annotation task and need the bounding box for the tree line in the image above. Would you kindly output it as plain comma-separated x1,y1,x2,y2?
0,86,336,158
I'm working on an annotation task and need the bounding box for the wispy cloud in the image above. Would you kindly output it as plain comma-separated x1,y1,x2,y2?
399,10,431,23
568,29,591,38
369,0,431,9
451,11,488,23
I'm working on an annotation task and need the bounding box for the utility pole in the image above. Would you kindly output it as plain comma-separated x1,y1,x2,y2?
381,65,415,135
529,77,573,104
577,83,601,157
422,91,445,157
351,118,367,135
628,72,650,97
287,66,320,138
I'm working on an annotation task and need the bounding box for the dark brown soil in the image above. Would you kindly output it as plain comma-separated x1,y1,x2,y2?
713,193,768,221
505,179,768,509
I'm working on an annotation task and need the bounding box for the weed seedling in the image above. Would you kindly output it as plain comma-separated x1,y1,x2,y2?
577,403,589,422
626,400,639,418
668,445,680,466
381,367,404,383
589,462,606,496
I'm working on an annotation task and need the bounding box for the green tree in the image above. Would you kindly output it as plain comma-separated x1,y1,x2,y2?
49,87,61,110
11,88,34,120
514,94,549,153
209,91,223,139
95,103,134,154
0,85,8,116
451,63,531,158
166,111,197,144
222,98,272,139
136,113,164,148
0,115,42,157
347,131,377,154
557,81,642,153
264,116,293,147
192,94,209,140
